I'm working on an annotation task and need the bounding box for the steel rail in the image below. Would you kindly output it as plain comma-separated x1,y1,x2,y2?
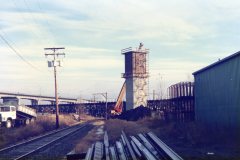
121,131,137,160
93,141,103,160
115,141,127,160
0,121,82,153
0,123,75,152
109,146,117,160
130,136,157,160
85,144,94,160
138,133,160,159
15,124,87,160
0,122,89,160
147,132,184,160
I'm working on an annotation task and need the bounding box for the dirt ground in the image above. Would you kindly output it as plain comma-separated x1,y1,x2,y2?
74,120,105,153
74,118,240,160
137,118,240,160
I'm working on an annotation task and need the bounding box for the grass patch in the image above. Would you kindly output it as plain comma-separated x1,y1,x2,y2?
138,117,240,147
0,114,79,149
137,117,240,160
72,117,239,159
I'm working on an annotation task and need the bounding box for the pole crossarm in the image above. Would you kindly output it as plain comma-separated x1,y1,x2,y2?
44,47,65,50
45,53,65,55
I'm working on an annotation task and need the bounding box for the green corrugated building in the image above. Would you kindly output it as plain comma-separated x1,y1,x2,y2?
193,51,240,129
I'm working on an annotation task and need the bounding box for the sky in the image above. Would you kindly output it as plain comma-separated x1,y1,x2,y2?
1,0,240,101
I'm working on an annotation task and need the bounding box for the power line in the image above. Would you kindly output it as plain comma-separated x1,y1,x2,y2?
22,0,53,45
0,32,40,71
11,0,41,41
35,0,56,40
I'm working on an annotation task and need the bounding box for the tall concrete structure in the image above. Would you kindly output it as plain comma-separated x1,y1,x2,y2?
122,43,149,110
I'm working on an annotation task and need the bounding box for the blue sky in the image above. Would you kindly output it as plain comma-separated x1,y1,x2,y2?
1,0,240,101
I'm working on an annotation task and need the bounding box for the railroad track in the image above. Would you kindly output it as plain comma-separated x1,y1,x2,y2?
0,122,90,160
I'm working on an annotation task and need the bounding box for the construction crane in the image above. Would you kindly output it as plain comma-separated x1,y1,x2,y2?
111,82,126,115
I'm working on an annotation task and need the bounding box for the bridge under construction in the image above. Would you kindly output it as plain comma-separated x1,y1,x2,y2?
1,44,195,122
28,81,194,122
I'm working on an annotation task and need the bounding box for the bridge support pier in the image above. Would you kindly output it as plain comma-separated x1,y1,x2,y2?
31,99,39,106
51,101,56,105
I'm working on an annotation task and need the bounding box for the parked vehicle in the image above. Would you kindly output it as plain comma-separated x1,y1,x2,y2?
0,105,37,128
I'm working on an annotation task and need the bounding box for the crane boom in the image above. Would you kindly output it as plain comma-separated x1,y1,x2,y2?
112,82,126,114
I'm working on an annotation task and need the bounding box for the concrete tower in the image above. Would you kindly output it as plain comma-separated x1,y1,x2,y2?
122,43,149,110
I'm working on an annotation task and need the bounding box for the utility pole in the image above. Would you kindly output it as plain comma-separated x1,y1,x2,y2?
93,92,108,120
153,90,155,100
105,92,108,120
44,47,65,129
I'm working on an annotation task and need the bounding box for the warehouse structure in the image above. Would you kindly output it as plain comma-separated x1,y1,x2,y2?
193,51,240,129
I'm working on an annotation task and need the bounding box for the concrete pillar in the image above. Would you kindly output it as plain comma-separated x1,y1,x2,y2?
192,83,194,96
123,48,148,110
174,86,176,98
175,84,179,98
169,86,171,99
184,83,188,96
188,83,190,96
183,83,187,97
186,82,188,96
51,101,56,105
182,83,184,97
179,83,182,97
31,99,39,106
172,86,174,98
189,83,191,96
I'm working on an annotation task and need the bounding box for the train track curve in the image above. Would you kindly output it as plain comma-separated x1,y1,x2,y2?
0,122,90,160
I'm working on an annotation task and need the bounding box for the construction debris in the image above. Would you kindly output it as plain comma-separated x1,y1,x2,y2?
113,106,151,121
67,131,183,160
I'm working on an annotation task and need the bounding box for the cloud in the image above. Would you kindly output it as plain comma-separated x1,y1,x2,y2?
1,0,240,98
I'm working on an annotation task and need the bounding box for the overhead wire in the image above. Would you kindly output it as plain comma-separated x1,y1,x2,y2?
35,0,60,73
11,0,42,42
34,0,61,74
35,0,56,41
0,31,41,71
7,0,56,73
22,0,54,45
22,0,58,73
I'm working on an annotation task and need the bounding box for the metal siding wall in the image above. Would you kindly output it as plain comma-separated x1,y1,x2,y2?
195,56,240,129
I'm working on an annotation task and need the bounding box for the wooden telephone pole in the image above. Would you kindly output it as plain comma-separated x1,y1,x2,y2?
44,47,65,129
